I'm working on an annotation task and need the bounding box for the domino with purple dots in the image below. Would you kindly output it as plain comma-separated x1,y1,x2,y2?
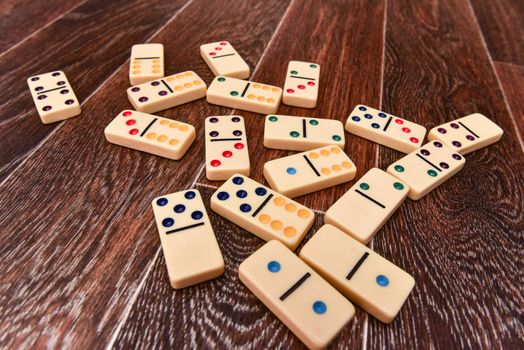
27,71,81,124
200,41,250,79
282,61,320,108
206,76,282,115
152,189,224,289
427,113,503,155
210,174,314,250
345,104,426,153
239,240,355,349
299,224,414,324
386,140,465,200
129,43,164,85
104,110,195,160
127,71,207,113
205,116,250,181
263,145,356,198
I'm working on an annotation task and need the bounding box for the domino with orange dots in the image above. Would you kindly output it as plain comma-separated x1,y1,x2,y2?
205,116,250,181
239,240,355,350
104,110,195,160
300,224,414,324
210,174,314,250
206,76,282,114
345,104,426,153
127,71,206,113
200,41,250,79
263,145,356,198
283,61,320,108
129,43,164,85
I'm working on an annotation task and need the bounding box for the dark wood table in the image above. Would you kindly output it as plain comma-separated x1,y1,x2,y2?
1,0,523,348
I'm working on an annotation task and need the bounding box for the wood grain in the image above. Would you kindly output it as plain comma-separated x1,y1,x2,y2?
470,0,524,66
0,0,292,348
373,0,524,348
494,62,524,142
0,0,189,182
113,0,386,348
0,0,85,53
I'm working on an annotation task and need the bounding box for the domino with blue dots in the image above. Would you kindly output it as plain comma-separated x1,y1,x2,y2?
300,224,414,323
263,145,356,198
239,240,355,349
152,190,224,289
210,174,314,250
345,104,426,153
263,115,345,151
325,168,409,244
386,140,465,200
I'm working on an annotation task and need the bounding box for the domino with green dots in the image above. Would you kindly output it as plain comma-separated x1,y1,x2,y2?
283,61,320,108
239,240,355,349
300,224,415,324
386,140,465,200
325,168,409,244
263,115,345,151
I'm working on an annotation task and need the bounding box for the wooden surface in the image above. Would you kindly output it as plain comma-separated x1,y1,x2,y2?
0,0,522,349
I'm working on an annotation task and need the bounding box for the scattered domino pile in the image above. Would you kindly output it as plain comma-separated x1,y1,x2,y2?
27,41,504,349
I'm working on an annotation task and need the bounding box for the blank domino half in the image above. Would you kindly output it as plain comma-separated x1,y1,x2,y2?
299,225,414,323
206,76,282,114
427,113,503,155
282,61,320,108
386,140,465,200
127,71,206,113
200,41,250,79
263,115,345,151
211,175,314,250
205,116,250,180
345,104,426,153
239,240,355,349
104,110,195,160
27,71,81,124
325,168,408,244
152,190,224,289
129,43,164,85
263,145,356,198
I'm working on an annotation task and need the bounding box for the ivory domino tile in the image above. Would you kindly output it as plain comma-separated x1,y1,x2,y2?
211,175,314,250
27,71,81,124
263,145,356,198
263,115,345,151
152,190,224,289
104,110,195,160
282,61,320,108
239,240,355,349
427,113,503,155
200,41,250,79
300,224,414,323
129,43,164,85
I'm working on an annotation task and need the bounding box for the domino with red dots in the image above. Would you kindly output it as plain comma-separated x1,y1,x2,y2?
386,140,465,200
211,174,314,250
152,189,224,289
299,224,414,324
263,115,345,151
283,61,320,108
27,71,81,124
206,76,282,114
239,240,355,350
200,41,250,79
129,43,164,85
127,71,206,113
427,113,503,155
345,105,426,153
263,145,356,198
325,168,409,244
205,116,250,180
104,110,195,160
